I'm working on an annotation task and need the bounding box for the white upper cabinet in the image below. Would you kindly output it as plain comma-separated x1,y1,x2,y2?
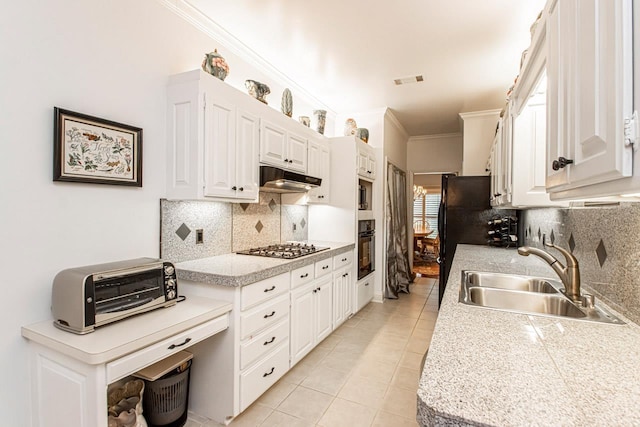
546,0,635,199
307,139,331,203
166,70,259,201
259,119,308,173
357,141,376,180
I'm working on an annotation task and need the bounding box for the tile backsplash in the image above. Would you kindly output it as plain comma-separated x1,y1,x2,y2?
160,193,309,263
521,203,640,324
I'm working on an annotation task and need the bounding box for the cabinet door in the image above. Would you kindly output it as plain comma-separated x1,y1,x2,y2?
547,0,634,192
260,120,287,167
500,107,513,204
367,153,377,180
203,96,236,198
235,109,260,200
287,132,308,172
308,140,331,203
342,271,353,321
545,0,571,189
314,278,333,343
332,272,345,328
357,149,369,176
290,284,315,366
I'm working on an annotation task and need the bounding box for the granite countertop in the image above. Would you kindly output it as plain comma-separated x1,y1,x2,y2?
417,244,640,426
175,241,354,287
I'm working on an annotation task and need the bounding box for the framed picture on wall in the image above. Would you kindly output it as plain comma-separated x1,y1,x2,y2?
53,107,143,186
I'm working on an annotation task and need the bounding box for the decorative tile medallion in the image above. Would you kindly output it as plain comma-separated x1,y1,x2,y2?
255,220,264,233
301,218,306,229
175,223,191,241
550,229,555,244
240,203,250,211
269,198,277,212
568,233,576,253
595,239,607,267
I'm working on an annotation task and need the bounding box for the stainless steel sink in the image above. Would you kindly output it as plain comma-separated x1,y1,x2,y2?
465,271,559,294
459,270,625,324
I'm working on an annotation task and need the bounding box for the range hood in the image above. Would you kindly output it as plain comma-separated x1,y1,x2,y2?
259,165,321,193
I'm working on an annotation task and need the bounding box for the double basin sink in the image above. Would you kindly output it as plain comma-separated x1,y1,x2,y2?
459,271,624,324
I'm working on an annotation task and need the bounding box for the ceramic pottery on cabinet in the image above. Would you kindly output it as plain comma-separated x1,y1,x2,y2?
281,88,293,117
299,116,310,127
314,110,327,135
355,127,369,143
245,80,270,104
344,118,357,136
201,49,229,81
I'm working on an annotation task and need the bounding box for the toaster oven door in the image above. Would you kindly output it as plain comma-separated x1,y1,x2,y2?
93,268,167,325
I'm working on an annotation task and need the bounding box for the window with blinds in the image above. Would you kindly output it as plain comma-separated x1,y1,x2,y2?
413,192,440,237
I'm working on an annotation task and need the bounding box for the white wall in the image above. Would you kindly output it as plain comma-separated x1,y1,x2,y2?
0,1,321,424
407,133,463,174
459,109,501,176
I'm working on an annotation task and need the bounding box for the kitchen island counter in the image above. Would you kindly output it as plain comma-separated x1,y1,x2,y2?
175,241,354,287
417,244,640,426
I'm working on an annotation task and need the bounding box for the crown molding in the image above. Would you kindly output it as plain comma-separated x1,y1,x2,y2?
408,132,462,142
458,109,502,119
158,0,335,115
384,109,409,140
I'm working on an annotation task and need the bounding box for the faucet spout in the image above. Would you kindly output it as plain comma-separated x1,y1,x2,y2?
517,241,582,304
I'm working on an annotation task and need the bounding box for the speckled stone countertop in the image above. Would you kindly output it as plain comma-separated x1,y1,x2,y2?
417,244,640,427
175,241,354,287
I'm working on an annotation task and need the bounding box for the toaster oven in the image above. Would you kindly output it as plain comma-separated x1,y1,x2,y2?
51,257,178,334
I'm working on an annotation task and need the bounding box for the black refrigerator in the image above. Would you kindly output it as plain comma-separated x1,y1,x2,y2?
437,175,493,305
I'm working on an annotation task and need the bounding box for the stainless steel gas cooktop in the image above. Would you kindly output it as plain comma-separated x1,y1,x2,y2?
236,242,329,259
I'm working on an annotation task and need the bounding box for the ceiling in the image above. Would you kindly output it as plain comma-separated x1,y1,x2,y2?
185,0,546,136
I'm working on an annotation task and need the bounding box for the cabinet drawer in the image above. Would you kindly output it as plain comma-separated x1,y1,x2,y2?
241,273,290,310
291,264,314,289
240,294,289,340
240,342,289,411
106,314,229,383
333,251,353,269
356,279,374,312
240,318,289,370
314,258,333,278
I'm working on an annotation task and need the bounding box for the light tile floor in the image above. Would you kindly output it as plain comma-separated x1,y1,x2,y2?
186,277,438,427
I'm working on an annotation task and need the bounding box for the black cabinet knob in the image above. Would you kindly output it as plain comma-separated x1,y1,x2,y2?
232,186,237,190
239,187,244,192
552,157,574,171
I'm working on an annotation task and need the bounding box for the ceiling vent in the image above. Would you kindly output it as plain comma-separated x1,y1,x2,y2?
394,75,424,85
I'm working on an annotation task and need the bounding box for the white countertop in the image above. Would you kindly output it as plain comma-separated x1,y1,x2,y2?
417,245,640,426
175,241,354,287
21,296,232,365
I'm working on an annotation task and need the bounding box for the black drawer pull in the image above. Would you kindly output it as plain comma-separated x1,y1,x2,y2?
264,286,276,293
168,338,191,350
263,367,275,377
263,336,276,345
263,311,276,319
300,273,309,278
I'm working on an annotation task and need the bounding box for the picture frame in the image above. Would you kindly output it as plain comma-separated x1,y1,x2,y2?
53,107,143,186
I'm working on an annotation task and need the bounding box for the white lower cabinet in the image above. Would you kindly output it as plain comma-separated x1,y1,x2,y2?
356,277,375,313
21,298,231,427
179,250,355,424
332,267,353,328
239,342,289,411
290,276,333,366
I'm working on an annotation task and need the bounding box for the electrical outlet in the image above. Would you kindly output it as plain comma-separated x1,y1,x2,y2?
196,229,204,244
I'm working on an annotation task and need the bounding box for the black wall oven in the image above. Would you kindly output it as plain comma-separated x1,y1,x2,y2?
357,220,375,280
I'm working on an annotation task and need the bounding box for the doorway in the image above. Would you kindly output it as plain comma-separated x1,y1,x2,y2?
412,173,442,278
